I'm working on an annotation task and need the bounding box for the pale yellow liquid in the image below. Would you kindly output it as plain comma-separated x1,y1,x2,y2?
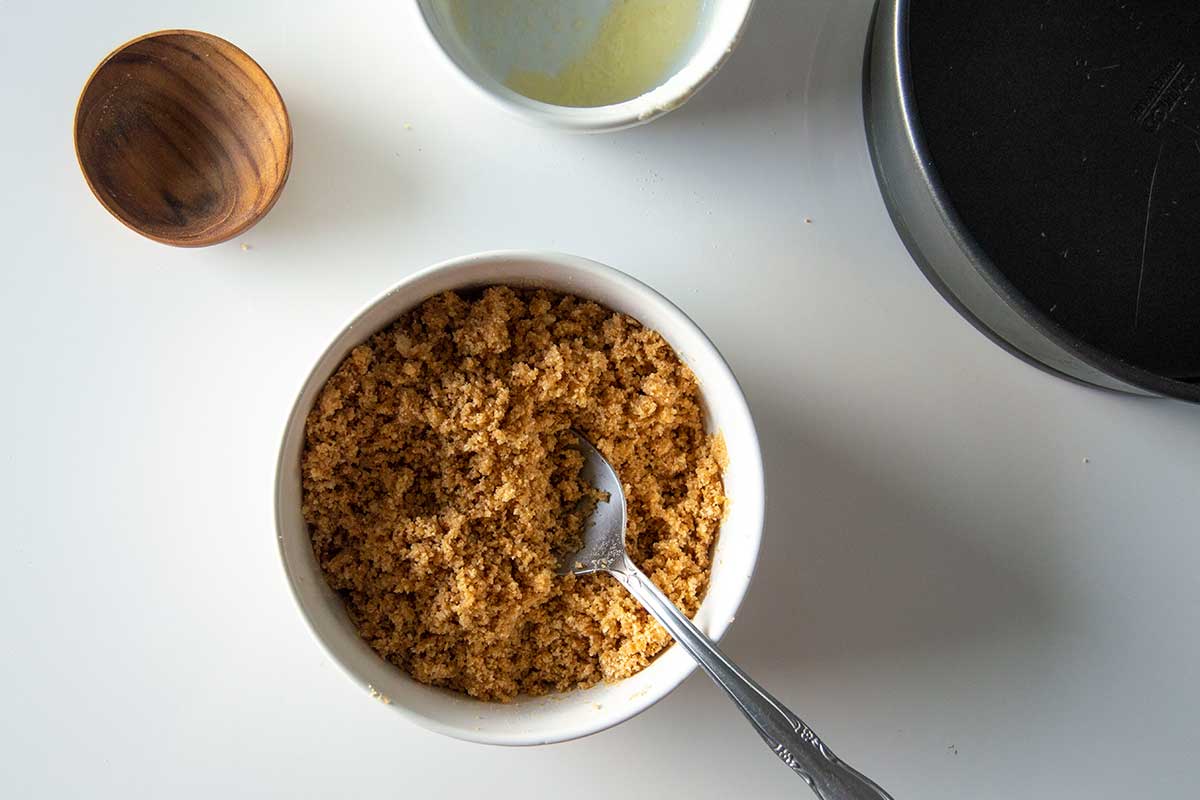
452,0,702,108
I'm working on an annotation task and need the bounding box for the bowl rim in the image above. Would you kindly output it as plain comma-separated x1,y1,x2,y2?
273,250,766,744
413,0,757,132
73,29,294,248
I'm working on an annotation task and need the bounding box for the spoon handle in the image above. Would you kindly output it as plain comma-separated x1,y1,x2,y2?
611,561,893,800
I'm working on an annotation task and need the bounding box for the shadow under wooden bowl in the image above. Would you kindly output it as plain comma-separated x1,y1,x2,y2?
74,30,292,247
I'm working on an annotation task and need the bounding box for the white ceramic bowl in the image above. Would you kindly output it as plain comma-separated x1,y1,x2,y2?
275,251,764,744
414,0,756,132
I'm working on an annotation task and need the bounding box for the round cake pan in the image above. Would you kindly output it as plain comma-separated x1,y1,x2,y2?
865,0,1200,403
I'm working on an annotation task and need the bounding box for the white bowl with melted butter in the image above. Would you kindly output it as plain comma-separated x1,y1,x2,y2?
416,0,755,131
275,251,765,744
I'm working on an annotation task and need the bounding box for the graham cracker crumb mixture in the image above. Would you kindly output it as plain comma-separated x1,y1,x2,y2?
301,287,726,702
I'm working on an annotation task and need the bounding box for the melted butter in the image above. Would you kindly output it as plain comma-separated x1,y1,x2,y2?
451,0,701,108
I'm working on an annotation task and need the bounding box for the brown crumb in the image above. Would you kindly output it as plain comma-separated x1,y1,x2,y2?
302,287,726,702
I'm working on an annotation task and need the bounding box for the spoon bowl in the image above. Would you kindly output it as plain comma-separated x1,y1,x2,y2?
74,30,292,247
556,435,628,576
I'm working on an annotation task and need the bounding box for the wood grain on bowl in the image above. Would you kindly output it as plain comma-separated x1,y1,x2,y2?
74,30,292,247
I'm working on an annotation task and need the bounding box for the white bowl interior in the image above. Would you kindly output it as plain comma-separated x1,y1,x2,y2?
275,251,763,744
415,0,755,130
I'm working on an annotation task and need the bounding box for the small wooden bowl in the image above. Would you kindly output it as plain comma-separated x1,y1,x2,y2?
74,30,292,247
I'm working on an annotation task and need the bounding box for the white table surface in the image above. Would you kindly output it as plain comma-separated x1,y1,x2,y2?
4,1,1200,797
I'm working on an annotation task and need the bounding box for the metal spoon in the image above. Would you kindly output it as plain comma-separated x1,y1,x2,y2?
560,434,894,799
